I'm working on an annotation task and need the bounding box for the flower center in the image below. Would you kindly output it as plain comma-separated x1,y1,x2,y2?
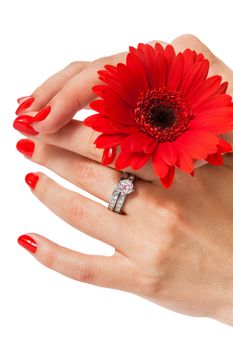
135,87,193,142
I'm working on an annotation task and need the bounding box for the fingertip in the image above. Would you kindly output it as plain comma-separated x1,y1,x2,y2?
16,139,35,157
18,234,37,254
25,172,39,190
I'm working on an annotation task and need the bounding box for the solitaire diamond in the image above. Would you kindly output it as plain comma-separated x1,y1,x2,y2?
118,179,134,195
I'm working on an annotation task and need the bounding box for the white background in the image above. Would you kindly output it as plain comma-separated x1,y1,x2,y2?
0,0,233,349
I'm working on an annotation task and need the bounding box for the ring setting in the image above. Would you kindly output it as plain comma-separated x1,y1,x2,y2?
108,172,136,214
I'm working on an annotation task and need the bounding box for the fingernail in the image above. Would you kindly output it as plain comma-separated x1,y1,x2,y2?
13,115,39,135
16,96,35,115
25,172,39,190
17,96,32,104
102,147,116,165
33,105,51,122
16,139,35,157
18,235,37,254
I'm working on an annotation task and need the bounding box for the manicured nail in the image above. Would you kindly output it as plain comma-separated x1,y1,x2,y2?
16,139,35,157
17,96,32,104
18,235,37,254
13,115,39,135
33,105,51,122
102,147,116,165
16,96,35,115
25,172,39,190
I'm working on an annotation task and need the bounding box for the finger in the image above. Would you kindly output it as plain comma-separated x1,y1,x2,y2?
31,40,167,135
17,61,89,115
25,120,156,181
18,233,130,290
171,34,233,93
18,139,142,213
25,172,129,250
30,53,128,134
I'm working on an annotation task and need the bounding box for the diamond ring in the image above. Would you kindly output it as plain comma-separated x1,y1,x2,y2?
108,172,136,214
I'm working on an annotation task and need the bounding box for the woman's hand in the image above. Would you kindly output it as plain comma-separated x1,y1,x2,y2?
14,34,233,182
16,129,233,326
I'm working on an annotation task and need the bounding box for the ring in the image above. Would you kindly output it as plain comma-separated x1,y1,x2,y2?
108,172,137,214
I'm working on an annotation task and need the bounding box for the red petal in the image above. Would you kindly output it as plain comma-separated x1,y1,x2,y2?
159,142,177,165
100,88,136,125
164,45,176,70
90,99,105,113
129,152,151,170
176,130,219,159
167,53,184,90
206,152,224,166
126,52,149,92
180,60,209,97
176,147,194,173
217,138,232,153
190,76,222,105
154,53,167,88
94,134,125,148
193,94,232,114
115,151,133,169
84,114,139,134
160,166,175,189
152,144,170,177
216,81,228,94
99,64,137,107
154,42,165,54
92,85,108,98
120,132,157,154
191,107,233,133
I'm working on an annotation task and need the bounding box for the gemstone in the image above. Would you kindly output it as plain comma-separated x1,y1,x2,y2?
118,179,134,195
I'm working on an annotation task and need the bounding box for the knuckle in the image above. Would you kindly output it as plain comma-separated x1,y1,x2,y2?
92,54,120,69
50,126,67,145
92,55,110,68
72,261,95,283
175,33,201,44
67,196,85,224
34,144,49,166
86,129,101,160
67,61,78,69
132,264,164,298
73,161,100,187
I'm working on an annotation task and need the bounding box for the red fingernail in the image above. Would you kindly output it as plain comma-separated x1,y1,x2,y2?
25,172,39,190
16,97,35,115
16,139,35,157
33,105,51,122
13,115,38,135
17,96,32,104
102,147,116,165
18,235,37,254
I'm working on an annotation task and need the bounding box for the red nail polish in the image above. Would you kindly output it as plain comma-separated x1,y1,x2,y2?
16,139,35,157
18,235,37,254
13,115,39,135
33,105,51,122
17,96,32,104
102,147,116,165
25,172,39,190
16,97,35,115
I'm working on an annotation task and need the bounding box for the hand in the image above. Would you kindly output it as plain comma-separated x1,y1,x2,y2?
14,34,233,182
16,129,233,326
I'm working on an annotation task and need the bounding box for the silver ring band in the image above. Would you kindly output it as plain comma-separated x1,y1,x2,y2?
108,172,136,214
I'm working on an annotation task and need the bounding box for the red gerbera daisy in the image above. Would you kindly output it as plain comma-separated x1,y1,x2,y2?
84,43,233,188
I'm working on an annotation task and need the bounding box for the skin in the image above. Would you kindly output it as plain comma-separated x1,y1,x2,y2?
16,35,233,326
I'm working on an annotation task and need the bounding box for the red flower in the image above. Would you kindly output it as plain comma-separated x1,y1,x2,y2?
84,43,233,188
